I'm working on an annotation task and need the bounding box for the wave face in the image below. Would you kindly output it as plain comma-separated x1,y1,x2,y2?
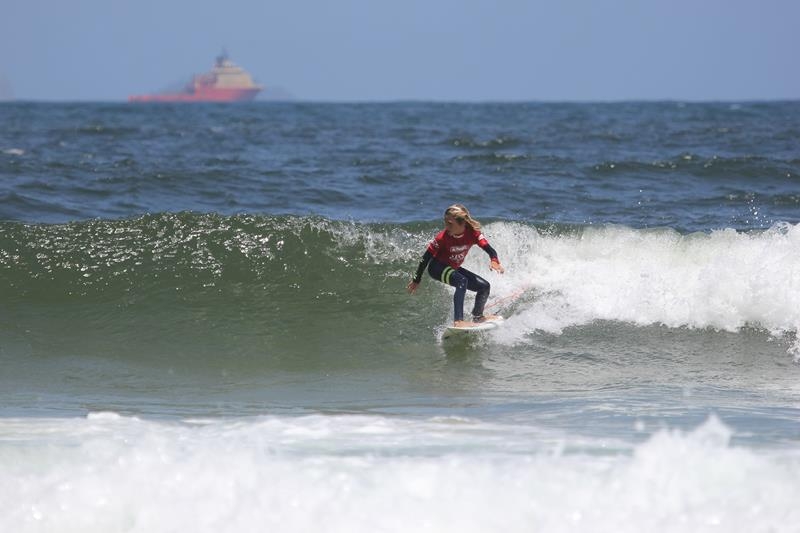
3,214,799,369
1,214,422,374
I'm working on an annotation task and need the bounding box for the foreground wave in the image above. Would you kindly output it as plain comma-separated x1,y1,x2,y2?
2,413,799,533
2,213,799,361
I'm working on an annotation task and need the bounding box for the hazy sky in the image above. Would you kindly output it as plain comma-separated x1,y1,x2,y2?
2,0,798,101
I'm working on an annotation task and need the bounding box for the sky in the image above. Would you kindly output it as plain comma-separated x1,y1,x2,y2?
1,0,798,102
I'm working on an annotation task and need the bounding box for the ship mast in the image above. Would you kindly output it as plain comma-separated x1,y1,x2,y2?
216,49,229,68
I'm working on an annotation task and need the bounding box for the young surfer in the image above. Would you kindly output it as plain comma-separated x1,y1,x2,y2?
407,204,505,327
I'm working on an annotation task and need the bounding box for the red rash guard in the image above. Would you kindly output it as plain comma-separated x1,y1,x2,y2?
427,229,494,269
412,229,499,283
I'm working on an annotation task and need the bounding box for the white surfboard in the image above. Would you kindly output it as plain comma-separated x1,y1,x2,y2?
442,317,504,339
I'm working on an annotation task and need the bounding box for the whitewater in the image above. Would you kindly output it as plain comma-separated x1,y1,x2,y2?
479,221,800,356
3,413,800,533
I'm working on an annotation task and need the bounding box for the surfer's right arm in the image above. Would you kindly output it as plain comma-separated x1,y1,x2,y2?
407,250,433,294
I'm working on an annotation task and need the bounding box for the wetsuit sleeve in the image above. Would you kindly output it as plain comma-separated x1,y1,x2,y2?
476,234,499,263
413,250,433,283
481,243,500,263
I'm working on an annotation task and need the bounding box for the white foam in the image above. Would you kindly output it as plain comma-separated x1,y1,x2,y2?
470,222,800,356
1,414,799,533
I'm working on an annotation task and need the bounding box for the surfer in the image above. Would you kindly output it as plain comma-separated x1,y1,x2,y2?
407,204,505,327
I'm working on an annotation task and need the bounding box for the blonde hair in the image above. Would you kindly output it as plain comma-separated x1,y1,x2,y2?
444,204,482,231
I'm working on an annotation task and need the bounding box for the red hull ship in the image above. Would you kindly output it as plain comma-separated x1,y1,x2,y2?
129,52,262,103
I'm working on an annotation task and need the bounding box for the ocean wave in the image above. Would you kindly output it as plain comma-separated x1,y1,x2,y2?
0,213,414,302
0,214,424,367
2,214,799,358
1,414,798,533
590,154,798,180
451,152,532,164
445,135,525,149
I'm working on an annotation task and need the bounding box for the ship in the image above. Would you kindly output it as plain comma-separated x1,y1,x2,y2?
129,51,262,103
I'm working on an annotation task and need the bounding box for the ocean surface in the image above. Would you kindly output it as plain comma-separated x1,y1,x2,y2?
1,101,799,532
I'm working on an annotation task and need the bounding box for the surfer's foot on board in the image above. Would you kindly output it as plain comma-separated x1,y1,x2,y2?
454,320,478,328
473,315,501,323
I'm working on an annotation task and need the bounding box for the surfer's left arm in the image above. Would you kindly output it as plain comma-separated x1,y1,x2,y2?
478,239,505,274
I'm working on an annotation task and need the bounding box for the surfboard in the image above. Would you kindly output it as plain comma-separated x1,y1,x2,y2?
442,317,504,339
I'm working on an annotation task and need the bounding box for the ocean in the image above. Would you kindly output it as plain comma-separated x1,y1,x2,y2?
1,101,799,532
